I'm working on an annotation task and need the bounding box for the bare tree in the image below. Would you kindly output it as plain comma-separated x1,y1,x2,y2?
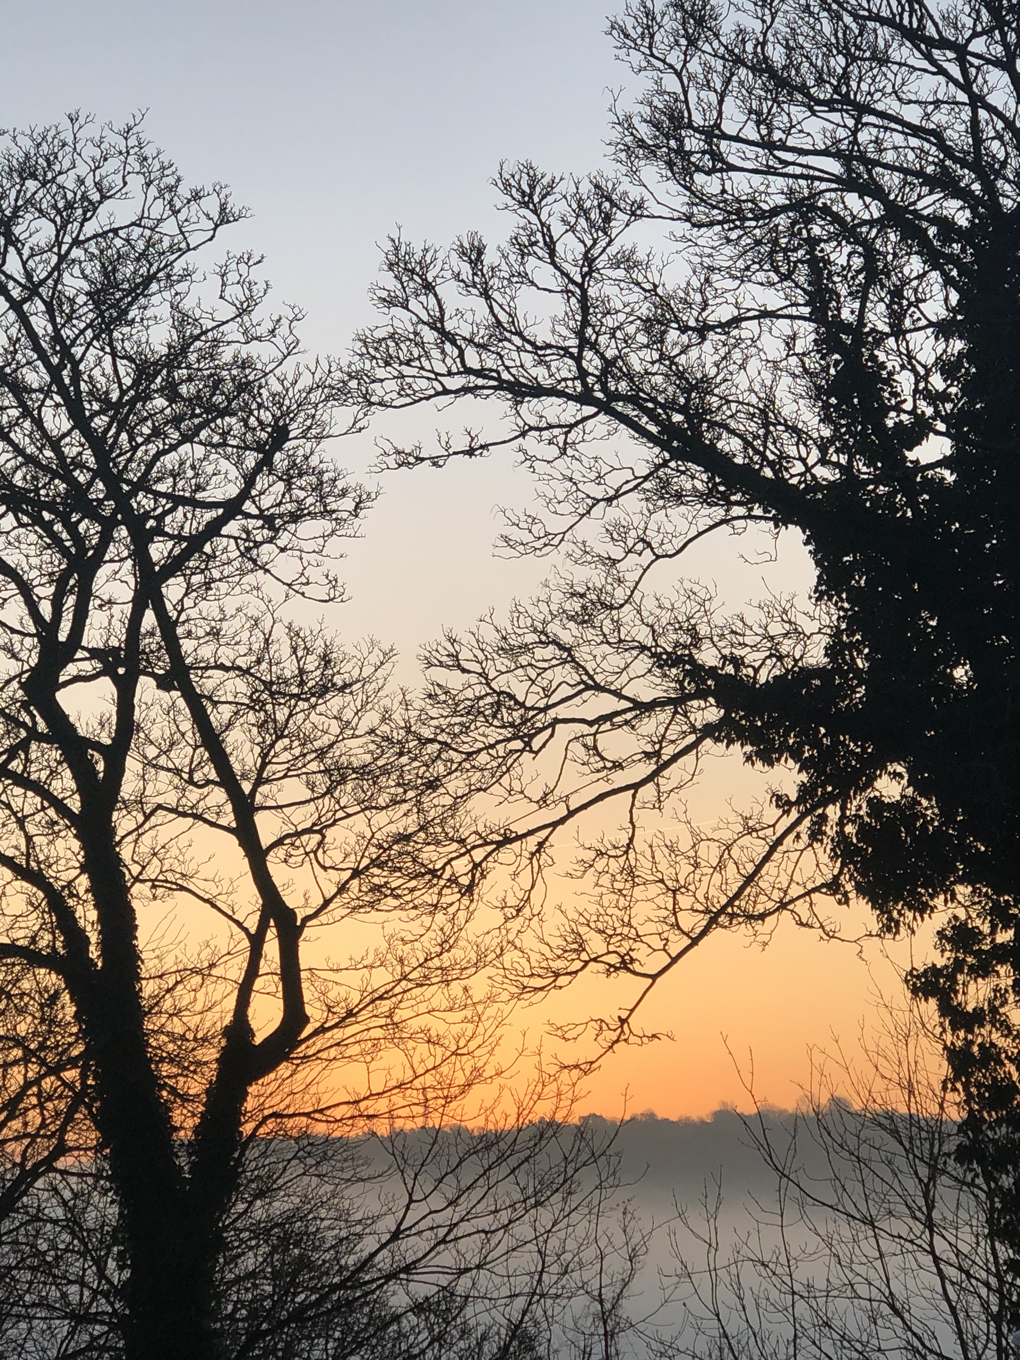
0,112,567,1359
351,0,1020,1220
0,1115,644,1360
661,1021,1015,1360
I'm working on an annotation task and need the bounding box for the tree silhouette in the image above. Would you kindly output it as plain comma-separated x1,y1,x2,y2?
353,0,1020,1250
0,1118,639,1360
666,1016,1015,1360
0,114,565,1359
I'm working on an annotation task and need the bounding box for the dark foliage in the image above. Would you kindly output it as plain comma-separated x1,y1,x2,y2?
352,0,1020,1260
664,1026,1015,1360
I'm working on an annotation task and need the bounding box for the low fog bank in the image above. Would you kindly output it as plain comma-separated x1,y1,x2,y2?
350,1102,883,1226
583,1107,810,1210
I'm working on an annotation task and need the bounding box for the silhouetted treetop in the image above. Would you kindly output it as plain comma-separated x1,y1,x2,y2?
352,0,1020,1232
0,115,566,1360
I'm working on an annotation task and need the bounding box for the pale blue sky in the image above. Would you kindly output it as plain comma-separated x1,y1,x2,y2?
2,0,619,336
1,0,624,648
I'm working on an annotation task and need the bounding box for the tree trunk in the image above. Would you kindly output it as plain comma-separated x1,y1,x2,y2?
79,826,230,1360
120,1226,222,1360
91,1004,225,1360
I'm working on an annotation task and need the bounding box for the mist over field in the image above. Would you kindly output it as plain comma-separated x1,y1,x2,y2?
341,1100,986,1357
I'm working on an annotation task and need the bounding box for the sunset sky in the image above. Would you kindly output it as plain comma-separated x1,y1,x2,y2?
1,0,894,1118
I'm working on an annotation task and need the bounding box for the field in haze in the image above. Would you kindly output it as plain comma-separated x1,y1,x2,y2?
347,1101,986,1357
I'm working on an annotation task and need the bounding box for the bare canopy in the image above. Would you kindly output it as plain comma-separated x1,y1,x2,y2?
352,0,1020,1254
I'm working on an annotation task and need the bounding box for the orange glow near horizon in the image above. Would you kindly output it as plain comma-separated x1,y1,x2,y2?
563,920,904,1120
279,461,907,1126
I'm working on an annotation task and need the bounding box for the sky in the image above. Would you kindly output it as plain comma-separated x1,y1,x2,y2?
0,0,895,1118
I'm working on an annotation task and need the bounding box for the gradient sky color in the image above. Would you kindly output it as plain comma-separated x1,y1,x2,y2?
0,0,890,1116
